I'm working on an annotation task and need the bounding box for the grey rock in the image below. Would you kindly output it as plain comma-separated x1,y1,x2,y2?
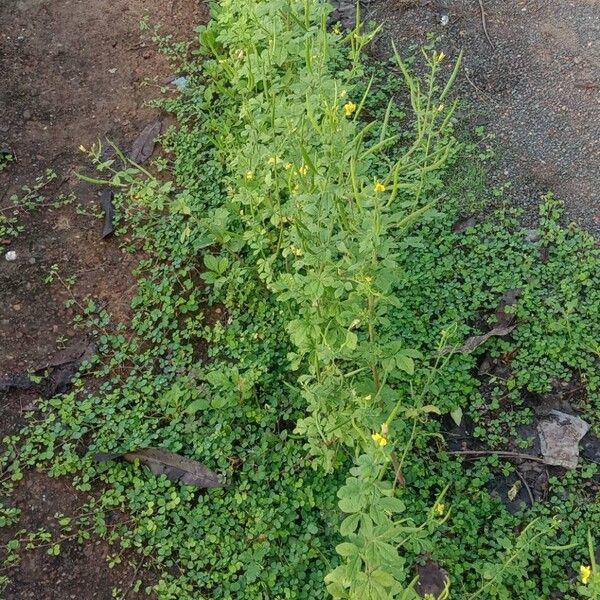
523,228,541,243
538,410,590,469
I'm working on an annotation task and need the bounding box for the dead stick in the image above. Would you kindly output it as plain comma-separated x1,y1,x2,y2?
390,451,406,489
515,469,535,506
122,557,146,599
478,0,495,49
463,68,501,107
447,450,548,464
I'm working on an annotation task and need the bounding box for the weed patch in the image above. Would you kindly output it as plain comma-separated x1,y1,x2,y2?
2,1,600,599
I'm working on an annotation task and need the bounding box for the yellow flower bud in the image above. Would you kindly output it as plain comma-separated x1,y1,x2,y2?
580,565,592,585
371,432,388,447
344,101,357,117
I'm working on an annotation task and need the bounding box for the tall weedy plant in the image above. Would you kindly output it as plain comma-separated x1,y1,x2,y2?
194,1,462,596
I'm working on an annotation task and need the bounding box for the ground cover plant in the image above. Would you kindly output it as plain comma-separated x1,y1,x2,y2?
1,0,600,598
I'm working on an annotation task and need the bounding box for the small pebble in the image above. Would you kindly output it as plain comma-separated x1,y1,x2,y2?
22,109,31,120
440,14,449,26
5,250,17,261
12,304,21,312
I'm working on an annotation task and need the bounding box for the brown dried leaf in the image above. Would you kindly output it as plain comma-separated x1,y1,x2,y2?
440,325,514,355
415,557,449,598
129,120,162,164
452,215,477,233
100,189,115,238
495,288,522,327
94,448,223,489
1,337,96,396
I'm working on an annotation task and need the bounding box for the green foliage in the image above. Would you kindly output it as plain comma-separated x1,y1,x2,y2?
0,148,14,173
2,1,600,599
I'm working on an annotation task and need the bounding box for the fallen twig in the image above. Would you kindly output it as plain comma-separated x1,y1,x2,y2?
463,68,500,106
121,557,146,599
478,0,495,50
447,450,548,464
390,451,406,489
515,469,535,506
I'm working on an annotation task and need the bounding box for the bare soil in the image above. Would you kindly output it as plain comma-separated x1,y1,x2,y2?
364,0,600,232
0,0,207,597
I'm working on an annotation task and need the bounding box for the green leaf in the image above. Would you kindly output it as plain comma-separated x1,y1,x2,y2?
340,513,361,536
375,496,406,514
450,406,463,426
336,542,359,557
186,398,210,414
395,354,415,375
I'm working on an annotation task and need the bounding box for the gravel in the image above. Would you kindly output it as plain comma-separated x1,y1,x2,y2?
333,0,600,235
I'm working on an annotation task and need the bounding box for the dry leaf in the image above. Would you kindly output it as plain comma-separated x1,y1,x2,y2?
94,448,223,489
452,215,477,233
507,480,521,501
100,189,115,238
0,337,96,396
440,288,521,355
440,325,515,355
495,288,522,327
415,557,449,598
129,120,162,164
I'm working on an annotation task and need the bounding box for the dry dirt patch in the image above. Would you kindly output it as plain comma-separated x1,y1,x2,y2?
1,1,207,597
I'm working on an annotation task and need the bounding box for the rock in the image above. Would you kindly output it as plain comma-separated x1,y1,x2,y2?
172,76,188,91
538,410,590,469
415,558,449,598
22,109,32,120
523,228,541,243
5,250,17,261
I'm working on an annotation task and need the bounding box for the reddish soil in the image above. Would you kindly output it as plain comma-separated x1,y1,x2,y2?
0,0,208,597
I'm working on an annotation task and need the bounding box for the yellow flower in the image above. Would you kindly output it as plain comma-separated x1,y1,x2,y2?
268,156,282,165
344,101,357,117
374,181,386,193
298,165,308,176
437,51,446,62
245,171,254,181
333,24,342,35
580,565,592,585
434,503,445,516
371,432,388,447
284,162,293,171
